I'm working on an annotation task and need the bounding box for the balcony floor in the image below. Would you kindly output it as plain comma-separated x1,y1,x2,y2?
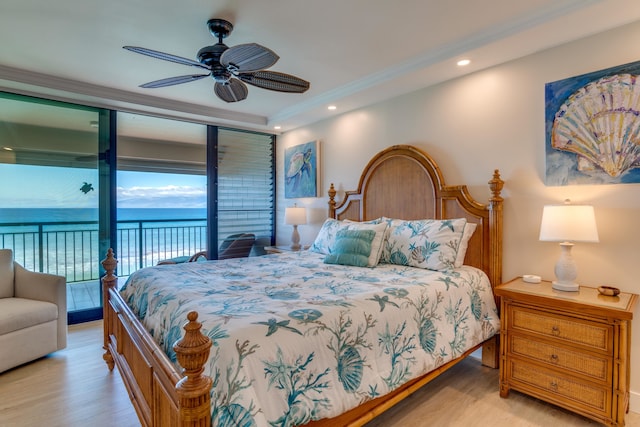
66,277,127,312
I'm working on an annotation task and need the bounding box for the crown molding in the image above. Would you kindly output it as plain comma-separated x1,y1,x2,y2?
0,64,267,127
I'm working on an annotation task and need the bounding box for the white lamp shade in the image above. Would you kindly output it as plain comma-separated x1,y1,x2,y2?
539,204,599,243
284,207,307,225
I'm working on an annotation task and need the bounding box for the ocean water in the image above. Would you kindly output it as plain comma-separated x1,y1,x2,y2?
0,208,207,224
0,208,208,279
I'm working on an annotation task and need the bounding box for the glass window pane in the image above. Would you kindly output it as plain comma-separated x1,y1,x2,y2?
0,93,103,318
116,112,207,275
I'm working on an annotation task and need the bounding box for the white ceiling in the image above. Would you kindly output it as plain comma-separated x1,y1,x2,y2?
1,0,640,134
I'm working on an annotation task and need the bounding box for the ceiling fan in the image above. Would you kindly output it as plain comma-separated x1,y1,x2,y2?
124,18,310,103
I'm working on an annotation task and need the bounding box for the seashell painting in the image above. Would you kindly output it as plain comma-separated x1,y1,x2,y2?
545,61,640,185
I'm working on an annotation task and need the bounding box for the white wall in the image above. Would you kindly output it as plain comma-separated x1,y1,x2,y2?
277,20,640,411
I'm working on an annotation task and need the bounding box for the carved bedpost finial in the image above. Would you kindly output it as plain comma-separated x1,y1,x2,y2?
174,311,213,426
489,170,504,203
328,183,337,218
101,248,118,289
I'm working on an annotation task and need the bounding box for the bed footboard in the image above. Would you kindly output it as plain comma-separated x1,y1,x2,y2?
101,249,213,427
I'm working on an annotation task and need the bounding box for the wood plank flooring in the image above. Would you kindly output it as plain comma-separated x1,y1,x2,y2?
0,321,638,427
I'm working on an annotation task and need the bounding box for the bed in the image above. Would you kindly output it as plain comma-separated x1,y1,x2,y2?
101,144,505,427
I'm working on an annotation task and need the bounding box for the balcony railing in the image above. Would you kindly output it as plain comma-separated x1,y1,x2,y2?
0,218,207,281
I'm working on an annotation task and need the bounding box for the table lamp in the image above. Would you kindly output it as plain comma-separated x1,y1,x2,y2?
539,200,599,291
284,205,307,250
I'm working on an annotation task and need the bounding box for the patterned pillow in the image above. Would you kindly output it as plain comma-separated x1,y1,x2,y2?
324,229,376,267
379,217,405,262
454,222,477,268
310,219,387,267
343,218,382,224
309,219,344,255
381,218,467,271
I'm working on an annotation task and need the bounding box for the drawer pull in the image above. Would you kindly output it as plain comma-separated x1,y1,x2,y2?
550,381,558,390
550,354,559,363
551,326,560,336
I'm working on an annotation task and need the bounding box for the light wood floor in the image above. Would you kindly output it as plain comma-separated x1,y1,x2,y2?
0,321,638,427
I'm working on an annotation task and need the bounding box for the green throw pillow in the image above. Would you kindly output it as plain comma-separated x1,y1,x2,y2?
324,229,376,267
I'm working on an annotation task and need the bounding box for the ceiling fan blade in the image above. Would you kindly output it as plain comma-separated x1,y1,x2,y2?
139,74,210,88
220,43,279,73
237,71,310,93
214,78,248,103
123,46,209,70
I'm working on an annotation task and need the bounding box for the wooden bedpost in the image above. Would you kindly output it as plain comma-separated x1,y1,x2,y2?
482,170,504,369
328,183,337,218
488,170,504,291
101,248,117,371
174,311,213,427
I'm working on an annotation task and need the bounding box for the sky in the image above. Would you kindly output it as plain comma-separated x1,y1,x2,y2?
0,164,206,208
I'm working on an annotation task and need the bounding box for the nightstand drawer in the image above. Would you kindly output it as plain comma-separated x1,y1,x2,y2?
510,306,612,352
509,359,610,416
509,334,610,382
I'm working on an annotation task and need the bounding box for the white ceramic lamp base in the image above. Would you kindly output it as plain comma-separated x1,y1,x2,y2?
552,242,579,292
290,225,301,251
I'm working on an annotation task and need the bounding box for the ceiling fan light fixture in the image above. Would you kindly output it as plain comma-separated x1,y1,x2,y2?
211,66,232,84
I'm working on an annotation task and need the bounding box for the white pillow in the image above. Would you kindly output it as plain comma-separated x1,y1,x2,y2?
454,222,477,268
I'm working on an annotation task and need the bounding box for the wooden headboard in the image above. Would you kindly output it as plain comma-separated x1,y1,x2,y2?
327,144,504,289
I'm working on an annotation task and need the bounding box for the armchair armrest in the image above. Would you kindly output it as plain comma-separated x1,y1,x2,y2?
14,263,66,308
14,263,67,349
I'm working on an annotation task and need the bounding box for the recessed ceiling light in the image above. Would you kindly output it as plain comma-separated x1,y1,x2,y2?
274,125,281,130
327,105,337,110
457,59,471,67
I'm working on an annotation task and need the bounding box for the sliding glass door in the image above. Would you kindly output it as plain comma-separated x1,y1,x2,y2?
0,92,111,323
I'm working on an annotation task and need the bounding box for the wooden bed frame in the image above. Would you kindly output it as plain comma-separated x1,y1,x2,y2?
101,144,504,426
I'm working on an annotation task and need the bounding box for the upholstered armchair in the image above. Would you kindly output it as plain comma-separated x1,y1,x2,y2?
0,249,67,373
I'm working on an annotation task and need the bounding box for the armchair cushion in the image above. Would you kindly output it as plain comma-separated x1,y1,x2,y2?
0,298,58,335
0,249,14,298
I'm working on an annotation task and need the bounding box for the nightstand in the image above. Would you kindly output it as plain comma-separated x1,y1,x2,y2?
264,245,308,254
495,277,637,427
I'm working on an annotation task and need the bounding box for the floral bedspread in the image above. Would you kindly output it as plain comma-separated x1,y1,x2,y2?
120,251,500,427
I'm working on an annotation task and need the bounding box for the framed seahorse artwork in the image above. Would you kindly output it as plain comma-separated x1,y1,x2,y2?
545,59,640,185
284,140,320,198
